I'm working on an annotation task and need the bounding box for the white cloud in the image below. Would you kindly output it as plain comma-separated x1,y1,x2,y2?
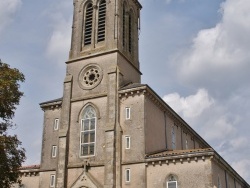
230,137,248,150
163,88,214,118
0,0,22,33
45,0,72,66
46,14,71,66
175,0,250,93
203,116,235,141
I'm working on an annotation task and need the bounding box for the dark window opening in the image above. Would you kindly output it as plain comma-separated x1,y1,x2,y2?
97,0,106,42
84,3,93,45
123,4,126,47
128,12,132,53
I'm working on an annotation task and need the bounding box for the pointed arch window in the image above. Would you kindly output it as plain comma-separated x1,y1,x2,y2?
80,106,96,156
84,3,93,45
122,3,126,47
97,0,106,42
128,11,133,53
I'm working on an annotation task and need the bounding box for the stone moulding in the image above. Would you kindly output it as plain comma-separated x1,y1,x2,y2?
19,165,41,177
145,150,214,166
40,98,62,111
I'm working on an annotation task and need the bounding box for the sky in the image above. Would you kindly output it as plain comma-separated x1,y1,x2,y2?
0,0,250,184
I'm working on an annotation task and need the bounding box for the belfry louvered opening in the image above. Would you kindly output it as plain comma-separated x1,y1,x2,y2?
128,12,132,53
123,4,126,47
84,3,93,45
97,0,106,42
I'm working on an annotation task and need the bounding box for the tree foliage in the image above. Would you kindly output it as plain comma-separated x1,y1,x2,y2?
0,59,26,188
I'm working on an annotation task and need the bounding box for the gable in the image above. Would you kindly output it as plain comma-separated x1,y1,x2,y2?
71,171,102,188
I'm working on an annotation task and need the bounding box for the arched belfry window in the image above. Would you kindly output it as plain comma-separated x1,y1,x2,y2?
84,3,93,45
122,2,127,47
167,175,178,188
97,0,106,42
80,106,96,156
128,10,133,53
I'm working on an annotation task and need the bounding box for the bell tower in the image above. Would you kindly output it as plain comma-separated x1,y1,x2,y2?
69,0,142,83
54,0,142,188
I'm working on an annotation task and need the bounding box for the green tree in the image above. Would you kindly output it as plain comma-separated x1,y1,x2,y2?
0,59,26,188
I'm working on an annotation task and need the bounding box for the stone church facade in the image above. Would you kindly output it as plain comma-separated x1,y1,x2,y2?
15,0,250,187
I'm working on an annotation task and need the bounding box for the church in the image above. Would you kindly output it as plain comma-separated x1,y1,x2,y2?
15,0,250,187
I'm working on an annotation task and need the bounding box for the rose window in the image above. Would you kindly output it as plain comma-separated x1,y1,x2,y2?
79,64,103,90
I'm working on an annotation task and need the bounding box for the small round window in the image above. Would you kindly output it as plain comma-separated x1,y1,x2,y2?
79,64,103,90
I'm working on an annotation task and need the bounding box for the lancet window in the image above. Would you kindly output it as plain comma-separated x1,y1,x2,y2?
80,106,96,156
128,10,133,53
84,3,93,45
122,3,126,47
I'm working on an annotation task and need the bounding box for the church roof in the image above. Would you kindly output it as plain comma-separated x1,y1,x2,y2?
145,148,250,187
19,164,40,170
119,83,211,149
145,148,214,158
119,83,146,90
39,97,62,109
39,97,62,105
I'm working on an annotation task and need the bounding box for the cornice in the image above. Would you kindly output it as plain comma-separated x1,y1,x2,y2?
119,85,146,98
132,0,142,9
20,170,40,177
66,49,142,75
40,101,62,111
145,150,214,166
71,93,107,102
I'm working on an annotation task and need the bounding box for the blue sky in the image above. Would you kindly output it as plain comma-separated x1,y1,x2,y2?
1,0,250,183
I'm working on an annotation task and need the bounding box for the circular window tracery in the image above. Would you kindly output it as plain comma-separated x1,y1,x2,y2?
79,64,103,90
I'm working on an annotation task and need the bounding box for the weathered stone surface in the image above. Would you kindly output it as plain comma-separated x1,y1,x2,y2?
15,0,249,188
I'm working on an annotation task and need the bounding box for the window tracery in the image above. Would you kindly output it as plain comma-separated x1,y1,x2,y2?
80,106,96,156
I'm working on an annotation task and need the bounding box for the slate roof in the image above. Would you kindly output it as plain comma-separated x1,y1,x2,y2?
39,97,62,105
19,165,40,170
119,83,146,90
145,148,214,158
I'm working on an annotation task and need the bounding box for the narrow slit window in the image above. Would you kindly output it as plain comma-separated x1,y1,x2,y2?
218,176,221,188
125,136,130,149
50,174,56,187
97,0,106,42
125,168,130,183
52,145,57,158
54,118,59,130
185,139,188,149
125,107,130,120
171,126,176,150
84,3,93,45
